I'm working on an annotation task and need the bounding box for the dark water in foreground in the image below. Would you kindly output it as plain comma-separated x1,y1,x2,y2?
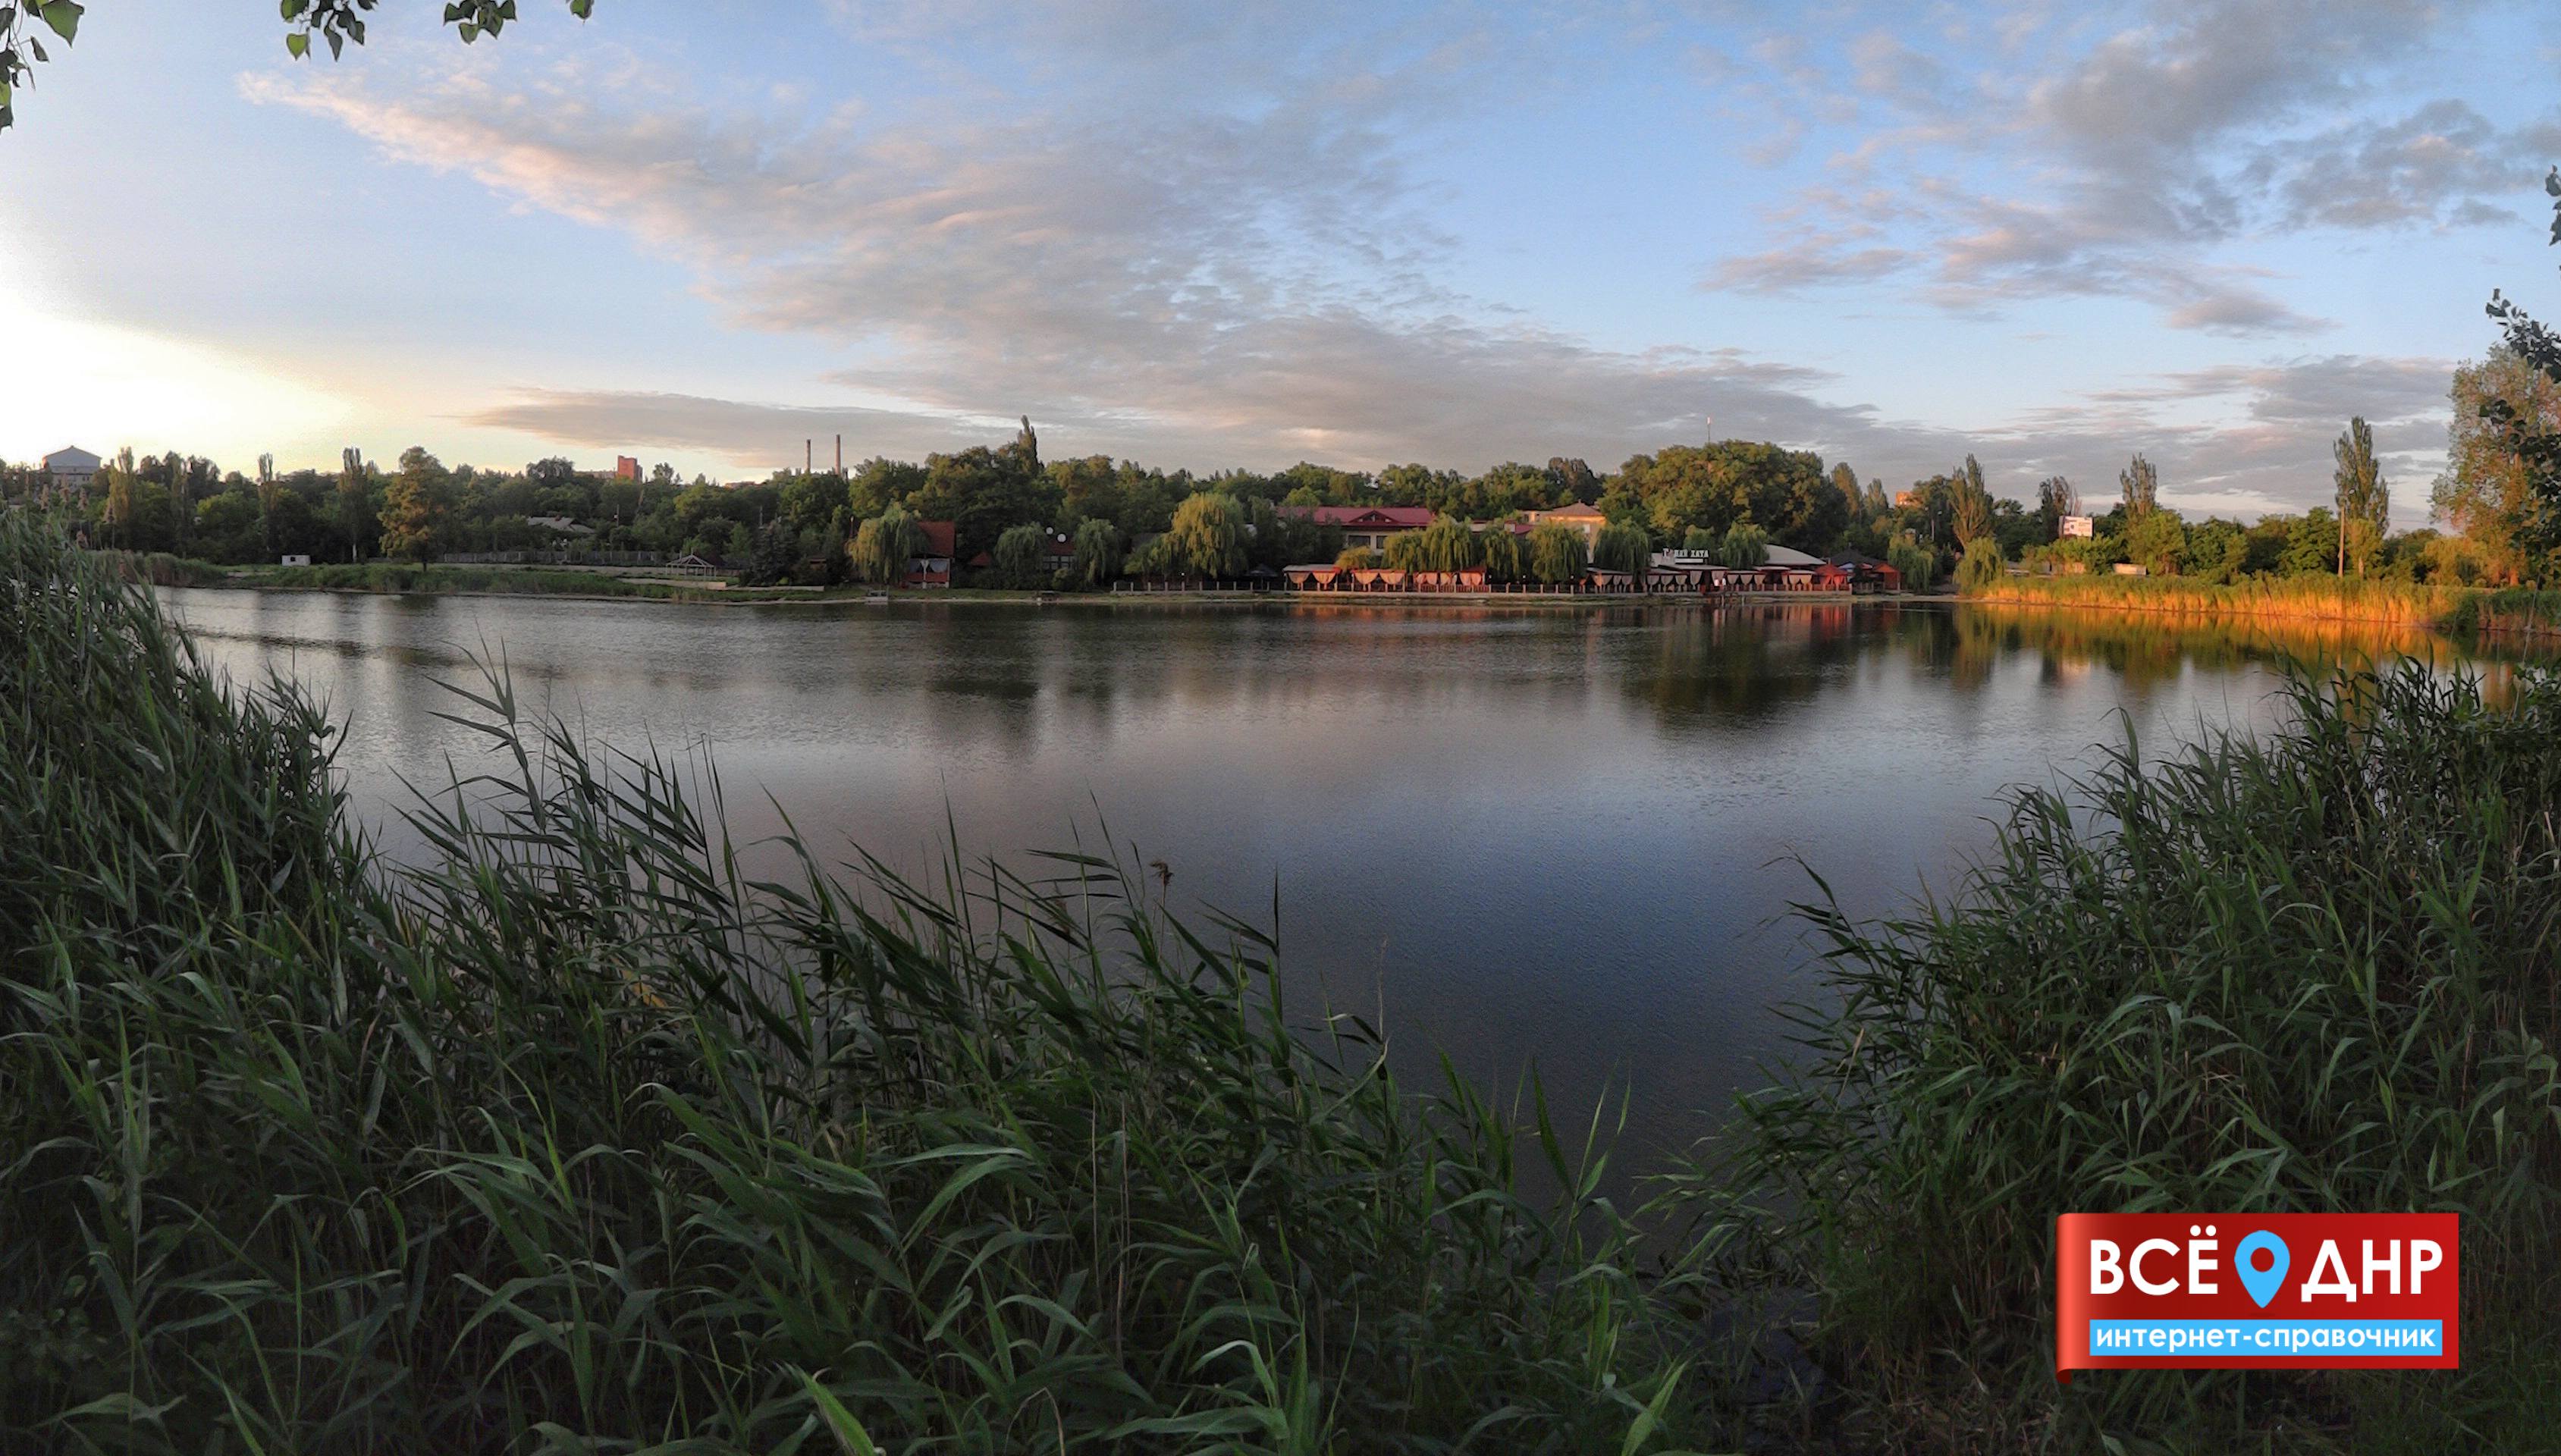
160,590,2524,1166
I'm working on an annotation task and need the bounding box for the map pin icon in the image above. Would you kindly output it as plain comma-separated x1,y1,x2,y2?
2235,1230,2290,1309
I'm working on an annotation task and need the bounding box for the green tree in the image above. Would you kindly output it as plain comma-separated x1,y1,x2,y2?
2119,453,2159,519
1592,522,1650,583
1951,455,1995,545
1715,522,1767,569
1414,515,1482,572
1480,526,1525,583
849,457,927,518
2122,507,2186,575
378,447,454,561
2432,349,2561,585
1888,535,1937,592
1382,531,1429,571
909,445,1062,563
1681,526,1718,552
2035,476,2078,541
1334,545,1379,570
2181,518,2250,583
852,506,923,585
2332,416,2389,576
2279,507,2341,576
2478,169,2561,571
1954,535,2004,592
335,447,374,562
993,524,1053,588
1546,457,1600,504
779,472,844,535
1527,523,1588,583
1069,517,1123,588
1166,491,1247,578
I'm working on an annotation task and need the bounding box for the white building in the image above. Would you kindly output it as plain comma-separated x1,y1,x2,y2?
42,446,101,492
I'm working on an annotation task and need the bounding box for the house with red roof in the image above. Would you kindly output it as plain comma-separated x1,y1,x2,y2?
908,519,958,588
1276,504,1433,553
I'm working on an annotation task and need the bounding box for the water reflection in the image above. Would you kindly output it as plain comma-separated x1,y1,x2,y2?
155,589,2544,1167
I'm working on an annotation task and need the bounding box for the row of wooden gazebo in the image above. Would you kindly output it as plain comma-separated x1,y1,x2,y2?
1280,560,1899,595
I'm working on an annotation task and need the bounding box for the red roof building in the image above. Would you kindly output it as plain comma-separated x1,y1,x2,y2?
906,519,958,588
1276,504,1433,552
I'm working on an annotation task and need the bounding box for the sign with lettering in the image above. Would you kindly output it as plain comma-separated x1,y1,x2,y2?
2054,1213,2459,1379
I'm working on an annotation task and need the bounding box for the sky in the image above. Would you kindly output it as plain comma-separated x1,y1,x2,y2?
5,1,2560,523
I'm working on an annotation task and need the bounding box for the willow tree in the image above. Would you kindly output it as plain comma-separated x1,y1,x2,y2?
1527,523,1588,584
1414,515,1481,572
1954,535,2004,592
852,506,923,585
993,523,1051,588
1382,532,1429,571
1070,517,1123,588
1335,546,1380,570
1480,526,1525,582
1715,522,1767,569
1681,526,1718,552
1593,522,1650,583
1166,491,1247,578
2332,416,2389,576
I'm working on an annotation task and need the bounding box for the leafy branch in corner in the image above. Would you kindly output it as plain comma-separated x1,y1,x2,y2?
2484,166,2561,554
0,0,596,131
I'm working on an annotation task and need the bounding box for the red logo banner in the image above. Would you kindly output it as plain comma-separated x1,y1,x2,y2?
2054,1213,2459,1379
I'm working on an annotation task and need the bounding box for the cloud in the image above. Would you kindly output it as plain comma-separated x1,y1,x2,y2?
459,389,983,464
244,48,1982,479
1992,353,2452,520
237,11,2470,519
1699,0,2534,337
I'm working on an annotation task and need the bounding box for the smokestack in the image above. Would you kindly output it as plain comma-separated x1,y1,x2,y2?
805,438,812,475
835,434,842,474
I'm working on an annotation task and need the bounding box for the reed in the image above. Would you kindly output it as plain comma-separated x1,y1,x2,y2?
1966,573,2469,627
13,507,2561,1451
1674,656,2561,1450
0,512,1712,1453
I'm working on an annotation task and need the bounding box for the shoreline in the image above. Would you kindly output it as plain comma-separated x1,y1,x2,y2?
180,577,1921,610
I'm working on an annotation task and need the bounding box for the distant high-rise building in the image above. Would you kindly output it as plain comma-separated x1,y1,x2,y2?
615,456,642,481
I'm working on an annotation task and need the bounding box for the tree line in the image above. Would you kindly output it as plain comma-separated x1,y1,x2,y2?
9,369,2559,591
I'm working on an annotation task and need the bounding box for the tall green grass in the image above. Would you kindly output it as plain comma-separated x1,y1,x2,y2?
1677,662,2561,1451
0,515,1711,1451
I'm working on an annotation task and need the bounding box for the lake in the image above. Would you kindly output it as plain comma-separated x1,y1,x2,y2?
158,589,2514,1169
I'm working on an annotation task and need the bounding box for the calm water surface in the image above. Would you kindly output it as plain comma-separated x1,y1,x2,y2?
160,590,2502,1165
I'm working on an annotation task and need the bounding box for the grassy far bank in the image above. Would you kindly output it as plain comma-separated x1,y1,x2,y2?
1966,571,2561,639
8,512,2561,1453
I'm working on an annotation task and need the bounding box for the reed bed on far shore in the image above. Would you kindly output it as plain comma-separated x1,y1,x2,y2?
1967,571,2561,644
